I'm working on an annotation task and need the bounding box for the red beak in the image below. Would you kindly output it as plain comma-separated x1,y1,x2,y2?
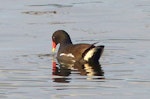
52,41,56,52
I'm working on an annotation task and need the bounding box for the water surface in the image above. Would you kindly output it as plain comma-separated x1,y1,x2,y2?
0,0,150,99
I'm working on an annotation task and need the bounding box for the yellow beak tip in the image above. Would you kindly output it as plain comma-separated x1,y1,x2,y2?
52,48,55,52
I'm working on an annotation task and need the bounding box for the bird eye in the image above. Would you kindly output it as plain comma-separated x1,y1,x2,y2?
52,36,56,41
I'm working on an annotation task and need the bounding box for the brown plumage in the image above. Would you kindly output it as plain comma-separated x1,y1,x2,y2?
52,30,104,63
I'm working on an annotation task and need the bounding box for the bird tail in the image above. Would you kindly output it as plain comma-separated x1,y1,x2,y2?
83,45,104,62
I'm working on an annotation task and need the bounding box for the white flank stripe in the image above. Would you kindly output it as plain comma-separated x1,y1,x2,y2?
60,53,75,58
84,48,96,61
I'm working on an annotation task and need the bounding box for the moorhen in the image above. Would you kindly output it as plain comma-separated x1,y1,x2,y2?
52,30,104,63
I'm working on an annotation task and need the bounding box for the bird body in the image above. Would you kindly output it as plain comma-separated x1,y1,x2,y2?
52,30,104,63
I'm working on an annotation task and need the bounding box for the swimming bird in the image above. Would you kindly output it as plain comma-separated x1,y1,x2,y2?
52,30,104,63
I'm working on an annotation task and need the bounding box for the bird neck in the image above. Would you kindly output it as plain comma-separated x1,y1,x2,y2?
60,39,72,47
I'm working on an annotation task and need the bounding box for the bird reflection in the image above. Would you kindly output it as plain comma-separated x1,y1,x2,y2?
52,59,104,83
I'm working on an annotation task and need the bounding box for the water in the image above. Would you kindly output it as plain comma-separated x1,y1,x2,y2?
0,0,150,99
